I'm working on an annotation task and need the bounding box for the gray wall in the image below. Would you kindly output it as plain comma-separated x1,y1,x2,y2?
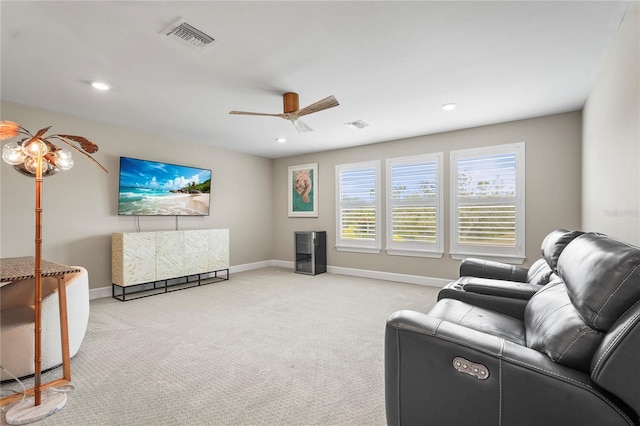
0,101,274,290
2,3,636,291
273,112,583,280
583,3,640,245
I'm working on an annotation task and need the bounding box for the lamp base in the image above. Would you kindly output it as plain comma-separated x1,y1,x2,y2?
5,392,67,425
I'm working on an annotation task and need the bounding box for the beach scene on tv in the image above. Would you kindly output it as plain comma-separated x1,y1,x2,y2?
118,157,211,216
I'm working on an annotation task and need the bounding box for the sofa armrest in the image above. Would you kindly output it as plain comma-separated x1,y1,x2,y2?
385,310,634,426
385,310,503,426
455,277,541,300
460,257,529,282
437,277,539,319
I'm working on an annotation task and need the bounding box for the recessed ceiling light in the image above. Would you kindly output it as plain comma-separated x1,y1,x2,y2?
442,103,456,111
276,137,287,143
91,81,111,91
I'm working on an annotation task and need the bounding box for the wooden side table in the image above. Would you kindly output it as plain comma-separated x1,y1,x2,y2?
0,257,80,406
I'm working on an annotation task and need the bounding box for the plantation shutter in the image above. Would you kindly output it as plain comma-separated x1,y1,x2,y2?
450,143,525,260
336,161,381,252
456,152,517,246
386,154,443,257
391,161,437,242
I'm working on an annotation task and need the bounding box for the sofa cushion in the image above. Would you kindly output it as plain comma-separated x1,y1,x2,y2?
524,279,604,372
428,298,526,345
557,233,640,331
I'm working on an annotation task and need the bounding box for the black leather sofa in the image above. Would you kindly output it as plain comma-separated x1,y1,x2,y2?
385,232,640,425
437,229,584,318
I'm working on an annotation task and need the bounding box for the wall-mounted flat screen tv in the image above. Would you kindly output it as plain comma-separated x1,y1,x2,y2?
118,157,211,216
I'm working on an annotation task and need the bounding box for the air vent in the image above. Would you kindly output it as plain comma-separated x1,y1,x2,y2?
162,18,215,51
344,120,370,130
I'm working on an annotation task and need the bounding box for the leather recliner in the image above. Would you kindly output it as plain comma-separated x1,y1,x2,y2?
457,228,584,282
385,233,640,425
437,229,584,318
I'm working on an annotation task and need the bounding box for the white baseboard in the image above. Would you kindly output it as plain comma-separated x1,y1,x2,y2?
90,260,449,300
327,265,449,288
270,260,294,269
90,286,112,300
230,260,274,273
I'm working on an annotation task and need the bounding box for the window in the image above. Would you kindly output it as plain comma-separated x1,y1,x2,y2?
386,153,443,257
335,160,381,253
450,143,525,262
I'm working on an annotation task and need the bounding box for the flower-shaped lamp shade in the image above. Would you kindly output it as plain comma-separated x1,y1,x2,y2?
2,141,26,165
0,120,107,176
22,138,49,157
54,149,74,170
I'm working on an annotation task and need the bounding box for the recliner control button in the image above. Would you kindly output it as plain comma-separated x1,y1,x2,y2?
453,357,489,380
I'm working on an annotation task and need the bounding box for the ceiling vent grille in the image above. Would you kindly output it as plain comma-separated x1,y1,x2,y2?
344,120,370,130
162,18,215,51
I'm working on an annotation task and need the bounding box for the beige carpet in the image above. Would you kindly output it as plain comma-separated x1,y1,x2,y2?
1,267,440,425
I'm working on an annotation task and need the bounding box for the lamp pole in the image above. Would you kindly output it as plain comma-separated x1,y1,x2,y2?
34,154,43,406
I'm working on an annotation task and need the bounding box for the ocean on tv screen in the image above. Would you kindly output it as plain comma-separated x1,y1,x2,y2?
118,187,210,216
118,157,211,216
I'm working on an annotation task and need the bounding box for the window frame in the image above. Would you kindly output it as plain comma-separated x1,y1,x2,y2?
385,153,443,258
335,160,382,254
449,142,526,263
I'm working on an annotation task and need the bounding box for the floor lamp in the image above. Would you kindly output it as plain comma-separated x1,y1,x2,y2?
1,121,106,424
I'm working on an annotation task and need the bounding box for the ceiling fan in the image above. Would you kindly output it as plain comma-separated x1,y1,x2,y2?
229,92,339,132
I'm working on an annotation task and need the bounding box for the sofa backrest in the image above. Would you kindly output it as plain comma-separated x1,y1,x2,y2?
522,229,583,288
540,228,585,271
524,233,640,374
524,278,604,372
558,233,640,331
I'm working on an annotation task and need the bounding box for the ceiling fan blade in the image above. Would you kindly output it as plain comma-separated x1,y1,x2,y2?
229,110,284,117
292,95,339,118
292,118,313,133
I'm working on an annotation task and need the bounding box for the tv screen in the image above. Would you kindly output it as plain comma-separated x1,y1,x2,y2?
118,157,211,216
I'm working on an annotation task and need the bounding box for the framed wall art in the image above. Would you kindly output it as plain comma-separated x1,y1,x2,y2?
288,163,318,217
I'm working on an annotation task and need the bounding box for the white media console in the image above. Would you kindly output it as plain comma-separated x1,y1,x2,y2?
111,229,229,301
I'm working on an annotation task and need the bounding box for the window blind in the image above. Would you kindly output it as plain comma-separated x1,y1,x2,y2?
339,167,377,241
456,152,517,247
390,160,438,244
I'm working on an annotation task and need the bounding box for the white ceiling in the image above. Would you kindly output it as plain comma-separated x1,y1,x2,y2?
0,1,630,159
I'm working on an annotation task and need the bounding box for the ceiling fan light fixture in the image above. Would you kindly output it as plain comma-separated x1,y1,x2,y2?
344,120,370,130
442,103,456,111
292,118,312,133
